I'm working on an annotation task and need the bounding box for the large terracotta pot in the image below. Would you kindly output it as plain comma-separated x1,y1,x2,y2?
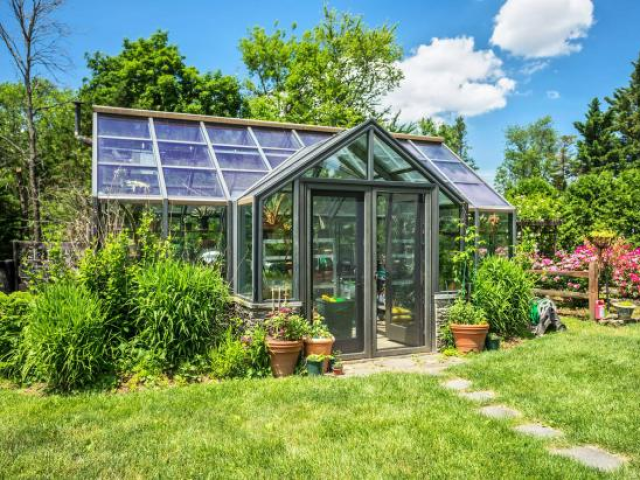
451,324,490,353
304,336,335,372
266,338,304,377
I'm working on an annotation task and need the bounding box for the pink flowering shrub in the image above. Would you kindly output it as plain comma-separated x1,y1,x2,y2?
611,244,640,298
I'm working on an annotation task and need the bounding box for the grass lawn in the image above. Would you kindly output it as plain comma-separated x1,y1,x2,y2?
0,318,637,479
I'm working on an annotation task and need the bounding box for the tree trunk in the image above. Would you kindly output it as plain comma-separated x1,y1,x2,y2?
25,83,42,242
14,167,29,238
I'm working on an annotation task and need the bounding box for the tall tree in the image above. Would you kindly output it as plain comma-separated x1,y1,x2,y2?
495,116,558,192
239,7,403,127
80,31,245,117
417,116,477,169
0,0,69,242
573,97,620,174
549,134,577,191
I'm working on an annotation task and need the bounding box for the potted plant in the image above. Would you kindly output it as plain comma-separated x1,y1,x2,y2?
304,315,334,372
448,298,489,353
265,309,309,377
614,300,636,321
306,354,331,376
485,333,501,351
332,351,344,376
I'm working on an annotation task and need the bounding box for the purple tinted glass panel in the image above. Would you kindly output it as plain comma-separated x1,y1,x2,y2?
98,138,155,165
415,142,458,162
98,116,150,138
263,147,296,168
154,120,203,142
207,125,255,146
214,146,267,170
253,128,301,149
163,168,224,197
399,140,423,158
296,131,334,146
456,182,509,207
97,165,160,195
433,161,477,183
222,171,266,198
157,142,212,168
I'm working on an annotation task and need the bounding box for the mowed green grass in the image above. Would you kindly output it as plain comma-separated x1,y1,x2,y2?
0,373,606,479
452,318,640,474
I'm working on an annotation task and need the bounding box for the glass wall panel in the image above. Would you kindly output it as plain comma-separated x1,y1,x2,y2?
237,203,253,298
98,138,155,165
168,205,226,265
163,168,224,197
98,116,149,138
157,143,212,168
207,125,255,146
154,120,203,142
262,184,294,300
253,129,300,149
96,201,162,239
303,134,367,179
222,172,265,199
97,165,161,195
439,193,461,291
372,136,428,182
478,212,511,258
296,131,333,146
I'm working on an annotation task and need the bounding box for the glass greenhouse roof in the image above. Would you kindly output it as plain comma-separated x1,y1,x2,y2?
93,107,511,210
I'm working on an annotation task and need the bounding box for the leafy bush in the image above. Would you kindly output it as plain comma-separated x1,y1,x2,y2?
132,258,229,367
473,256,534,337
447,298,487,325
210,328,249,379
264,309,309,341
0,292,33,377
22,282,108,391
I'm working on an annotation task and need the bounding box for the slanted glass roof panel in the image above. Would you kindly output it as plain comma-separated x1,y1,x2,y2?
98,138,156,166
157,142,212,168
98,165,161,196
253,128,301,149
415,142,458,162
222,171,265,199
154,120,204,143
297,131,334,146
163,168,224,198
98,116,150,138
432,161,477,183
214,146,268,171
303,133,367,180
456,182,510,208
399,140,422,158
263,149,292,168
373,136,428,182
207,125,255,146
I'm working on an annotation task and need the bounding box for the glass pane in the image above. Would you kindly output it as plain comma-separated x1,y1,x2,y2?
98,138,156,166
207,125,255,146
214,146,267,170
433,160,477,183
414,142,458,162
456,182,510,207
154,120,203,143
376,193,425,349
439,193,461,291
303,134,367,179
296,130,334,146
311,192,364,354
263,148,295,168
237,203,253,297
262,184,294,300
478,212,511,258
163,168,224,197
222,171,266,198
253,128,301,149
157,142,212,168
399,140,423,159
169,205,227,265
97,202,163,237
98,115,150,138
373,136,428,182
97,165,160,196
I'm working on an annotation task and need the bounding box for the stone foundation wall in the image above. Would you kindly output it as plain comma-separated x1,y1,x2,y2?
434,292,458,350
231,297,303,326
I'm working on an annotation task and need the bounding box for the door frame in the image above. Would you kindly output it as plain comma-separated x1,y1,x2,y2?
301,180,435,360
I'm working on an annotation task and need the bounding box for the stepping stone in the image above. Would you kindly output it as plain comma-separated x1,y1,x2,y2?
479,405,522,419
514,423,563,439
460,390,496,402
442,378,472,391
550,446,626,472
377,357,418,370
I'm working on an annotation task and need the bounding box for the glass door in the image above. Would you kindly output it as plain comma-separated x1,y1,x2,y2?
310,191,365,354
375,192,425,351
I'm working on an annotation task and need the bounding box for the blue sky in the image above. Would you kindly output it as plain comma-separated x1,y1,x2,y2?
1,0,639,185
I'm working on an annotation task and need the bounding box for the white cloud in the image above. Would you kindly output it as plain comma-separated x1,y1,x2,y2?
385,37,516,121
546,90,561,100
491,0,594,58
520,60,549,76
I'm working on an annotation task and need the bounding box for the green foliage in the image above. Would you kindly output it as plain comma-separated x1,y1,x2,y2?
22,282,107,391
574,97,620,174
81,31,245,117
447,298,487,326
239,7,403,126
308,317,332,339
0,292,33,377
473,257,533,338
505,178,562,223
209,328,249,379
264,310,309,341
131,258,229,367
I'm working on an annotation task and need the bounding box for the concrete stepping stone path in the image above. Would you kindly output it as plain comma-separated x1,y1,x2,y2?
514,423,563,439
442,378,472,391
550,446,627,472
479,405,522,419
459,390,496,402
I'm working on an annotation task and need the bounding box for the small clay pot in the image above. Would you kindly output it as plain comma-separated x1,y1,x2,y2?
266,338,304,377
304,336,335,372
451,324,490,353
333,366,344,376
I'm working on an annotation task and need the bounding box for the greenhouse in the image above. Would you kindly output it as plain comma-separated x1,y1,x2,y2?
92,106,515,358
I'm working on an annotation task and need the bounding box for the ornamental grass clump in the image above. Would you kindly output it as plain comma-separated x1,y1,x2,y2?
0,292,33,378
21,282,107,391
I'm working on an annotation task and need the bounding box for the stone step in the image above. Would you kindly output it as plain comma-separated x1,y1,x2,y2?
550,446,627,472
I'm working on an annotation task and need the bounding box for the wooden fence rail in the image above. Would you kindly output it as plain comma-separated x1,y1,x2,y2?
528,261,599,320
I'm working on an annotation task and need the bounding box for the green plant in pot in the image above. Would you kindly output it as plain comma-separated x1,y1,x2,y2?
306,354,332,376
448,298,489,353
332,351,344,376
485,333,501,351
304,314,334,373
264,309,309,377
614,300,636,321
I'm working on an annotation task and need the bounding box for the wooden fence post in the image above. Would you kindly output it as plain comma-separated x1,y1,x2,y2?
588,261,599,320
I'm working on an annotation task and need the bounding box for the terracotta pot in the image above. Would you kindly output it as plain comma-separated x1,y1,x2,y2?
266,338,304,377
451,324,490,353
304,336,335,372
333,366,344,376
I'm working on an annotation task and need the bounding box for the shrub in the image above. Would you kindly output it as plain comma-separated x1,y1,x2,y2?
447,298,487,325
132,258,229,367
210,328,249,379
473,256,534,337
264,309,309,341
22,282,107,391
0,292,33,377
